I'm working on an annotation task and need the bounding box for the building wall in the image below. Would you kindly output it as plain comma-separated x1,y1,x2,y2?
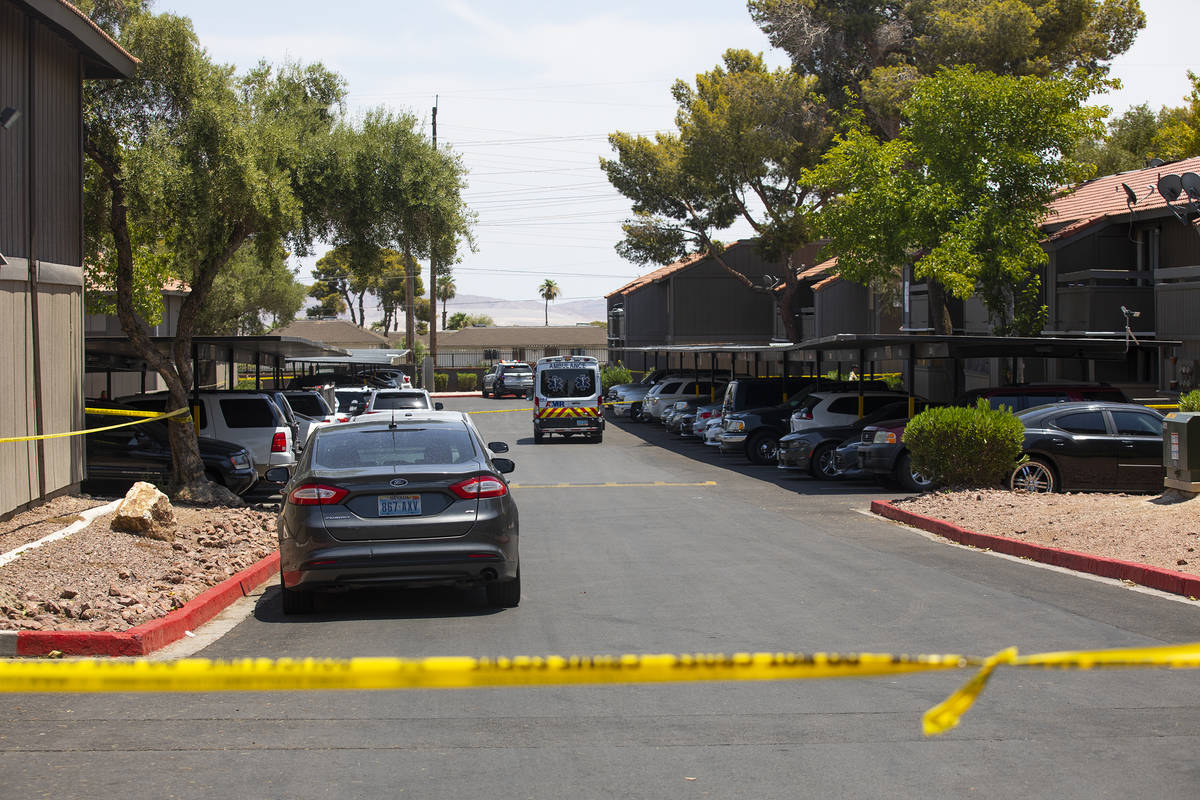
669,259,776,343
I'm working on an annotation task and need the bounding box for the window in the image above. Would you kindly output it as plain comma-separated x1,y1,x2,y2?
1111,411,1162,436
372,393,432,410
285,394,331,417
219,398,278,429
827,398,860,415
540,369,596,398
1053,411,1107,435
315,426,476,468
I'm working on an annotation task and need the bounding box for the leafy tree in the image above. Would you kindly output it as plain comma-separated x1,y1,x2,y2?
82,3,344,501
446,312,493,330
436,272,457,330
1071,103,1162,175
1150,71,1200,162
812,66,1104,335
602,50,832,341
538,279,561,326
195,241,307,334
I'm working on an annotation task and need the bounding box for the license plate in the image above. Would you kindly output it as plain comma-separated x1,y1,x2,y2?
575,418,589,426
378,494,421,517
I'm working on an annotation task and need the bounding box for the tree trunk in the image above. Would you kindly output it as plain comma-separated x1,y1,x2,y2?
357,291,366,328
775,256,802,343
926,278,953,335
441,306,448,330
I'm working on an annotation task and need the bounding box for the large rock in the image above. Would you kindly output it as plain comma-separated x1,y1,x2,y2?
111,482,176,542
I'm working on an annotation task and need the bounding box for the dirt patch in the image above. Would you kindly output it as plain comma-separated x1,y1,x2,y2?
893,489,1200,578
0,496,277,632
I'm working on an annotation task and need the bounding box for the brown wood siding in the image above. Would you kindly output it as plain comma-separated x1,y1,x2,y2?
1159,221,1200,269
0,281,37,514
0,0,29,259
32,21,82,266
36,283,84,486
670,260,775,342
815,280,870,338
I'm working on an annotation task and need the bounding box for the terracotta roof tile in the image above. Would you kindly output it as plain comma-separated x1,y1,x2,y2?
273,318,392,345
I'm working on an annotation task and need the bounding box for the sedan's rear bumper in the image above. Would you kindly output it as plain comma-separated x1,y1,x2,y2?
281,540,518,591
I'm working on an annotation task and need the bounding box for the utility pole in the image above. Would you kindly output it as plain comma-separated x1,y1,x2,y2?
429,95,438,377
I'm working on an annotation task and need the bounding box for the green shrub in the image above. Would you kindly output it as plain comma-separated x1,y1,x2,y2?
434,373,449,392
1179,390,1200,412
902,399,1025,489
456,372,477,391
601,363,633,394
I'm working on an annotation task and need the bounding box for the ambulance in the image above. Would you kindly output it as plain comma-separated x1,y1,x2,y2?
532,355,605,443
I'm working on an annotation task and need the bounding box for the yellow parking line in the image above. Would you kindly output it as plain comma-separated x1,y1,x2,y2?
510,480,717,489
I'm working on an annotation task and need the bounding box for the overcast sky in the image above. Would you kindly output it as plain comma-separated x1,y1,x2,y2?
161,0,1200,307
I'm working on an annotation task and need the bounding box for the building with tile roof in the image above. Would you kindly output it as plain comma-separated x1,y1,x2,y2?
273,318,394,350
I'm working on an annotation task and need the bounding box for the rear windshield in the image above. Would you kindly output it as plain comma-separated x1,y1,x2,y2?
335,391,369,412
372,393,432,410
313,426,476,468
220,398,279,429
285,394,331,417
501,366,532,375
540,368,596,398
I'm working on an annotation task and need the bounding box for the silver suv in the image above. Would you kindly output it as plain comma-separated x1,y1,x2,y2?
483,361,533,398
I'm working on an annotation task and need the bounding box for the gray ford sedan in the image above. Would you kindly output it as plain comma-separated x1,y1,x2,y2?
267,410,519,614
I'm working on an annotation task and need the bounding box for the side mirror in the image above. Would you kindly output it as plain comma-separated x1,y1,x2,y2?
492,457,515,474
265,466,290,484
488,441,509,453
435,402,444,410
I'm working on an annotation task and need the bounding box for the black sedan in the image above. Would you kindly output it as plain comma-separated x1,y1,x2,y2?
266,411,519,614
1009,401,1164,493
777,399,924,479
84,403,257,495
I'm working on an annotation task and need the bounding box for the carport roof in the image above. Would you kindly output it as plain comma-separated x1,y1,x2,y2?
615,333,1181,363
86,335,348,372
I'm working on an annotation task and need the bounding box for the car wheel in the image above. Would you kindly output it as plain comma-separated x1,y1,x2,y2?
895,451,934,492
1011,457,1056,493
486,569,520,608
533,428,544,443
629,402,642,422
481,387,488,398
809,442,841,480
747,431,779,465
593,430,603,443
280,581,315,615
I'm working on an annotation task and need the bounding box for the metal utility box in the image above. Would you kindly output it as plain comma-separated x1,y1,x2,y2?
1163,411,1200,493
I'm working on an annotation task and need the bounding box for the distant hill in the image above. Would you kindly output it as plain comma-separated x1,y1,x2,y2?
350,294,607,330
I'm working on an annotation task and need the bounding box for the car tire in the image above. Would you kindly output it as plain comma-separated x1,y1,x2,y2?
747,431,779,465
533,428,544,443
895,451,934,492
629,402,642,422
1010,457,1056,493
809,442,841,480
486,569,520,608
593,430,603,443
280,582,315,615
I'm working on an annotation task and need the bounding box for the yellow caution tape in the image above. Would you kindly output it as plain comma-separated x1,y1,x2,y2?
0,407,189,444
1,642,1197,736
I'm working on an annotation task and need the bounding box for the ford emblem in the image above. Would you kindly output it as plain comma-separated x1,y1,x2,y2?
389,478,409,487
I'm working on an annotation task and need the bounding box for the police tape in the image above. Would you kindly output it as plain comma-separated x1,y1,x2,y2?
1,642,1197,735
0,407,191,444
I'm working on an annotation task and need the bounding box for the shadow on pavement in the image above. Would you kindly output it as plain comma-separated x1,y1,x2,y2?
253,583,506,623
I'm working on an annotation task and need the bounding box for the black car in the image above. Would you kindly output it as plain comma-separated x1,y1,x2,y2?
267,410,519,614
83,402,257,495
777,399,927,479
1009,401,1164,493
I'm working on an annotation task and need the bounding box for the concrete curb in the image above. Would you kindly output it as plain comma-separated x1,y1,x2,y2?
871,500,1200,599
7,552,280,658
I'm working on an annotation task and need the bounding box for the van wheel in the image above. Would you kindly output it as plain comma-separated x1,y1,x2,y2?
592,430,603,443
534,428,544,443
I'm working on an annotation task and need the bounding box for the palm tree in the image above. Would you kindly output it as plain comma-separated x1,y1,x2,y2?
436,273,456,330
538,279,560,326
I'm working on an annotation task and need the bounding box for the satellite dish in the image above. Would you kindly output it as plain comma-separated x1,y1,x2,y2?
1121,182,1138,205
1181,172,1200,200
1158,173,1183,203
1148,157,1166,168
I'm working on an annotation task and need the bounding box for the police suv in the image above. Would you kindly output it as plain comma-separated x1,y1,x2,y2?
532,355,604,443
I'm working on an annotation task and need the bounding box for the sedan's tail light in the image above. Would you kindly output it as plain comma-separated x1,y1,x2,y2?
271,432,288,452
450,476,509,499
288,484,348,505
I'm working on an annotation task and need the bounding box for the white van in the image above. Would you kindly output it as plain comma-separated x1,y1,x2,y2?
532,356,604,443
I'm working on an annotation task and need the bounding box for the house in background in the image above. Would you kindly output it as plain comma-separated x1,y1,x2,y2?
1,0,137,518
425,325,608,368
273,318,394,351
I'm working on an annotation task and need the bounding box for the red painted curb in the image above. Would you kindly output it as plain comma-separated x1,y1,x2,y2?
15,552,280,658
871,500,1200,599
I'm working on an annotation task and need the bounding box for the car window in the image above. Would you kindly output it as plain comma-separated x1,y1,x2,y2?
285,394,330,417
1053,411,1108,434
1111,410,1162,436
86,419,141,449
540,369,597,398
314,426,476,467
502,366,531,375
372,393,432,410
219,398,278,429
827,397,860,415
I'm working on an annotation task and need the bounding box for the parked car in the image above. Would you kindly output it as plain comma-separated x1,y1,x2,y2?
482,361,534,398
268,410,519,614
1009,401,1164,492
719,380,894,465
287,372,392,391
355,388,442,418
282,390,344,444
83,401,257,495
643,378,721,422
116,391,296,479
788,390,908,434
689,403,722,439
359,368,411,387
860,383,1134,492
777,399,929,479
607,371,688,420
334,387,376,418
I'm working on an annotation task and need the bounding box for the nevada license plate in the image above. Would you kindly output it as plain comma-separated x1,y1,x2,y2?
575,418,589,426
378,494,421,517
